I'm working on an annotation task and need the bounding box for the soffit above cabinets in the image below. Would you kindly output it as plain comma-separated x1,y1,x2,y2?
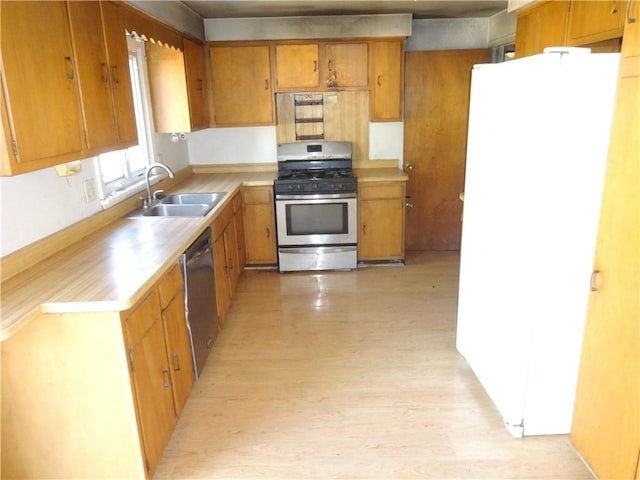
181,1,508,20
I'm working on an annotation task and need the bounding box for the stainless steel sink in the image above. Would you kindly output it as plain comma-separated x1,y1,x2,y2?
128,192,226,218
160,192,224,206
141,204,213,217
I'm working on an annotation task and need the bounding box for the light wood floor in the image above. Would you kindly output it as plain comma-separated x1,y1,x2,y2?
154,252,593,479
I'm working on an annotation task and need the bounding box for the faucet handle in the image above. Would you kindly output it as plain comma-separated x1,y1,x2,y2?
139,196,150,209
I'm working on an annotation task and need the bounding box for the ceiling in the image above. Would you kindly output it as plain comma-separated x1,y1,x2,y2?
180,1,509,20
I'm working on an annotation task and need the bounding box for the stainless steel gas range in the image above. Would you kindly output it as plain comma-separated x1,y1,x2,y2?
274,141,357,272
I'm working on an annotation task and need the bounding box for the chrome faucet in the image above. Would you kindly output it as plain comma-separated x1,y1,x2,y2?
144,162,175,208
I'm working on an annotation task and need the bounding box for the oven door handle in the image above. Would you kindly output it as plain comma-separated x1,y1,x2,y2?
280,246,357,254
275,193,356,201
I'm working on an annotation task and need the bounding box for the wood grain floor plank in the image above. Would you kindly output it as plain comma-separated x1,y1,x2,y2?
154,252,592,479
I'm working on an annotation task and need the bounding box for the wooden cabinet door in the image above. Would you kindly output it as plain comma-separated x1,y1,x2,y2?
213,231,232,322
183,38,210,130
370,40,403,121
210,45,274,126
146,41,191,133
323,43,369,88
243,187,277,265
126,293,176,479
101,1,137,146
515,1,569,58
358,183,405,261
1,1,84,173
571,15,640,478
567,0,626,46
67,1,119,153
162,290,195,417
224,217,240,296
233,192,247,272
275,44,320,90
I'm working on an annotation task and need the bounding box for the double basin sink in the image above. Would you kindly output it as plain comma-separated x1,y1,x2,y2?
130,192,226,218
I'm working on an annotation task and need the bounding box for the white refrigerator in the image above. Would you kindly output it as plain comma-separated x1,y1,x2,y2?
456,48,620,437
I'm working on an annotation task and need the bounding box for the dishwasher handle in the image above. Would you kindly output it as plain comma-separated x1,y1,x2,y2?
185,227,213,264
188,245,213,265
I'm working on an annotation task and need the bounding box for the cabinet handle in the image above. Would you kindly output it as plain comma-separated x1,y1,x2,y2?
628,0,637,23
377,74,383,86
611,0,619,14
363,224,367,235
111,65,120,85
590,270,602,292
313,60,317,72
172,352,181,371
266,227,270,238
64,56,75,80
100,62,109,83
162,368,171,388
264,79,269,90
197,79,204,91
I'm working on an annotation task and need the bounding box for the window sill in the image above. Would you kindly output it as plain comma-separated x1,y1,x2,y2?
99,174,163,210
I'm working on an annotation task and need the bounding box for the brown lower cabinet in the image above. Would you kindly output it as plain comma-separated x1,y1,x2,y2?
242,185,277,265
212,192,245,323
1,262,194,479
358,182,406,262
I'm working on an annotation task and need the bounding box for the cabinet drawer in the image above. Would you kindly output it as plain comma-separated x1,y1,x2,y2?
124,290,161,348
243,186,272,204
359,183,404,200
158,263,183,310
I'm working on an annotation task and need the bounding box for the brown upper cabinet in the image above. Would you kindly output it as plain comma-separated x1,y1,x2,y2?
369,39,404,121
516,0,629,58
68,1,137,155
515,1,570,58
1,1,86,175
567,0,627,46
183,38,210,130
323,42,369,88
209,45,275,126
274,43,321,90
146,41,191,133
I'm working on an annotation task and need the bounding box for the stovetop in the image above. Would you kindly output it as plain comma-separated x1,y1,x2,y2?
275,141,357,195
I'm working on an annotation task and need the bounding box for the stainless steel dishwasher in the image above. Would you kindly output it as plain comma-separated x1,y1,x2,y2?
180,227,218,379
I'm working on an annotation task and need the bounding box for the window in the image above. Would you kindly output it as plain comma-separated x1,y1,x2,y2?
97,37,154,206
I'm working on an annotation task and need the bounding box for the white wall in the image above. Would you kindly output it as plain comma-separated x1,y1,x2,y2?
0,135,189,257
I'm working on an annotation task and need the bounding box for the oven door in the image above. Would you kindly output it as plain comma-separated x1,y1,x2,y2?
275,193,357,247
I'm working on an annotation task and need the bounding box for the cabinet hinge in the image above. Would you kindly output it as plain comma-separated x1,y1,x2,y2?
11,139,18,158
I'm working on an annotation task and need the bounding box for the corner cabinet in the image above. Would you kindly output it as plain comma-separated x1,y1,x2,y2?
1,1,85,175
209,45,274,126
358,182,406,262
571,5,640,478
242,186,277,265
369,39,404,121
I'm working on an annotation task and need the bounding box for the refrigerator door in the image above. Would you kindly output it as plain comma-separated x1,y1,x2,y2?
457,49,620,436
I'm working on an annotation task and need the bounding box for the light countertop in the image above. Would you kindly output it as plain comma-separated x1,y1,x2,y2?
0,168,406,341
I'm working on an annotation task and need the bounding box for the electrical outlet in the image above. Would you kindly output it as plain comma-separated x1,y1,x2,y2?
83,178,97,203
